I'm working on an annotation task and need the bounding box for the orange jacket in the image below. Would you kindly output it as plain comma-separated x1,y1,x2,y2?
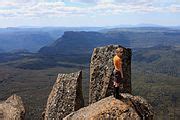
113,55,122,71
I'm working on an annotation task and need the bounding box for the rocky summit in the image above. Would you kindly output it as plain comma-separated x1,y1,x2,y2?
44,71,84,120
43,45,153,120
0,94,25,120
120,93,154,120
64,93,153,120
89,45,132,104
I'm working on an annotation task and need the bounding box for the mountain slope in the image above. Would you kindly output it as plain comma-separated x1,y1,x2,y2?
132,45,180,120
0,30,54,52
39,31,129,63
0,27,103,52
101,27,180,48
0,48,4,53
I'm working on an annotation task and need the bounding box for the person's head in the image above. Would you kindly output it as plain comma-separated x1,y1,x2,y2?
115,47,123,57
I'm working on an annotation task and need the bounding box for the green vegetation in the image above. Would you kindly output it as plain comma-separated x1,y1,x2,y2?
132,46,180,120
0,65,89,119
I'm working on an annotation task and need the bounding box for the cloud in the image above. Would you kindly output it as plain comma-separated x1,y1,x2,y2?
169,5,180,12
67,0,98,3
0,0,179,18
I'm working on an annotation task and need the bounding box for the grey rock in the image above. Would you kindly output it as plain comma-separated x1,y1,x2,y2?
64,94,152,120
89,45,132,104
44,71,84,120
121,93,154,120
0,94,25,120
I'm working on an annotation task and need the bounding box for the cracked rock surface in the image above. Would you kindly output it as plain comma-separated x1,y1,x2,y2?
0,94,25,120
44,71,84,120
89,45,132,104
64,94,153,120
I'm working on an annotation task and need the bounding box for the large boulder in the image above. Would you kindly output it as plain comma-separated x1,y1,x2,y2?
0,94,25,120
64,94,153,120
44,71,84,120
89,45,132,104
120,93,154,120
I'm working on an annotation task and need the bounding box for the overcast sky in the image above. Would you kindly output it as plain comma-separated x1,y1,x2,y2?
0,0,180,27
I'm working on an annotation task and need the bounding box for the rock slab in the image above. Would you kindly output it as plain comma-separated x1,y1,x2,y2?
89,45,132,104
121,93,154,120
0,94,25,120
44,71,84,120
64,94,153,120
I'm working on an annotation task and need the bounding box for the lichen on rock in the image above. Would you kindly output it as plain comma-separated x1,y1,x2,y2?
64,94,153,120
89,45,132,104
44,71,84,120
0,94,25,120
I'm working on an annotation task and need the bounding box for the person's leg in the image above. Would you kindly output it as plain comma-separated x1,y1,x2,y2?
113,81,120,99
119,84,124,99
113,84,116,98
113,70,120,99
115,85,120,99
113,82,117,98
113,86,118,99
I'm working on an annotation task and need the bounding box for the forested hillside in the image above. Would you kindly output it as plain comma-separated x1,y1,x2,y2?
132,46,180,119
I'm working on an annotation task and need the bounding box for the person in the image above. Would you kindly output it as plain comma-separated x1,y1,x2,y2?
113,47,124,99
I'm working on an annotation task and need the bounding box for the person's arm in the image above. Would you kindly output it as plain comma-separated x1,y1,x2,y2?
120,66,124,78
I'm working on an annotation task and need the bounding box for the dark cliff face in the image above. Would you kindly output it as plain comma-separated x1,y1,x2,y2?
38,31,129,64
39,31,106,55
44,71,84,120
0,94,25,120
89,45,132,104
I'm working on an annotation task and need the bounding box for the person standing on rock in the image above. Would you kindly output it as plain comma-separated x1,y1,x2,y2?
113,47,124,99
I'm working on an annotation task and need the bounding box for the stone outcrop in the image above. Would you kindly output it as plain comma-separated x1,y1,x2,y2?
89,45,132,104
64,93,153,120
120,93,154,120
0,94,25,120
43,44,153,120
44,71,84,120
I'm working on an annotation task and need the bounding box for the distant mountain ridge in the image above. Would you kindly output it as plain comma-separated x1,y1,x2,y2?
38,31,129,64
38,29,180,64
39,31,129,55
0,30,54,52
0,27,180,53
0,27,103,52
0,48,4,53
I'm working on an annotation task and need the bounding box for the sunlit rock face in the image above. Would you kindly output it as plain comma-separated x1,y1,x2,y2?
0,94,25,120
89,45,132,104
64,94,153,120
44,71,84,120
